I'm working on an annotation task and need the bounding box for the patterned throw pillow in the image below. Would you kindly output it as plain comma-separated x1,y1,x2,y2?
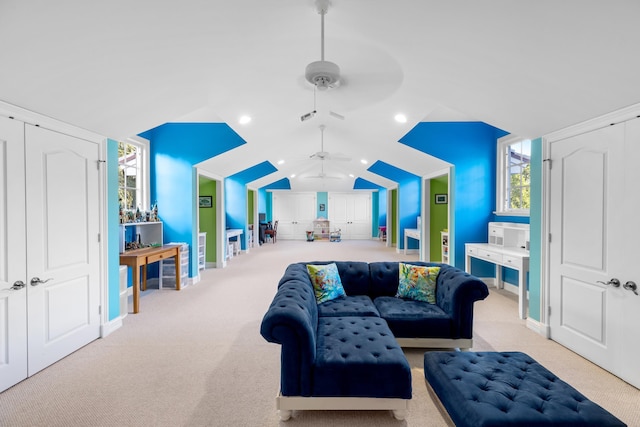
396,263,441,304
307,263,346,304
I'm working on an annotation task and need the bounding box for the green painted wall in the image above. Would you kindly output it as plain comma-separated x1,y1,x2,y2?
429,176,449,261
198,177,217,263
391,189,398,246
247,189,255,224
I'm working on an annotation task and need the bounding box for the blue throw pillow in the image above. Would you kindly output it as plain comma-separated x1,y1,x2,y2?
396,263,440,304
307,263,346,304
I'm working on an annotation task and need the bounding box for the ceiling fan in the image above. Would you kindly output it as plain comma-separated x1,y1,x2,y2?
305,0,341,91
309,124,351,162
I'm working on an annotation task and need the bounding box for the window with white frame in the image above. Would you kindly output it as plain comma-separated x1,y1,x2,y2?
497,136,531,215
118,140,148,211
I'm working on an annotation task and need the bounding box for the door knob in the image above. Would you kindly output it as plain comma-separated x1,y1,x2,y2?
10,280,26,290
597,278,621,287
623,281,638,295
30,277,53,286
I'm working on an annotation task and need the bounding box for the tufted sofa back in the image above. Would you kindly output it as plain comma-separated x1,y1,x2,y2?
369,261,441,299
287,261,371,295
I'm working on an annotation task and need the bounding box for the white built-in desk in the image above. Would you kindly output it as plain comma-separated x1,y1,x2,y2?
465,243,530,319
226,229,243,259
404,228,420,255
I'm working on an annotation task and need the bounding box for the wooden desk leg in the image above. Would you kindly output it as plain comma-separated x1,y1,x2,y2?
132,263,140,314
142,265,147,291
175,248,181,291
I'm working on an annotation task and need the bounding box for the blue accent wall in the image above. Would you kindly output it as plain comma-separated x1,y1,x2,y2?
367,161,420,250
528,137,543,321
400,122,508,268
107,139,121,321
226,161,278,250
316,192,328,218
143,123,246,277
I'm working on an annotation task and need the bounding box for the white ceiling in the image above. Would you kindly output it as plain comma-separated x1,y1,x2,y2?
2,1,640,191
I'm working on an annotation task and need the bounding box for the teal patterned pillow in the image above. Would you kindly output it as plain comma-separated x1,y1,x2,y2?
396,263,440,304
307,263,346,304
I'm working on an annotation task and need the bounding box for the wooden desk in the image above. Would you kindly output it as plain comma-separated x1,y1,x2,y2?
119,244,182,314
465,243,530,319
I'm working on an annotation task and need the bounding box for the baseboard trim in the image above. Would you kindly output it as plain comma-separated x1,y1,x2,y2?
276,394,409,421
395,337,472,350
526,317,550,338
101,316,123,338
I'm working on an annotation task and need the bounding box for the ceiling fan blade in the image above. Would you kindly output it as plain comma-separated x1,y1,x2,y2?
329,111,345,120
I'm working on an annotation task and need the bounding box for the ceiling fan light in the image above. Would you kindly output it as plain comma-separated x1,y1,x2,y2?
305,60,341,90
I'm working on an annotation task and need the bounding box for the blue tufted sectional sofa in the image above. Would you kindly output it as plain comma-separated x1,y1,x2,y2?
260,261,489,420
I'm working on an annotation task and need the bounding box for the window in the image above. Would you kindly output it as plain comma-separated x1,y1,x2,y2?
497,136,530,215
118,140,148,211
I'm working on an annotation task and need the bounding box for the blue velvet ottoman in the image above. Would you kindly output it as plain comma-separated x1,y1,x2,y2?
423,351,626,427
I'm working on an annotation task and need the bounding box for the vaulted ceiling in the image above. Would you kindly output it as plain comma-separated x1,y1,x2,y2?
2,1,639,191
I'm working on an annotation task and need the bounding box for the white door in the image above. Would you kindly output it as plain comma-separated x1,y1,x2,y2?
0,117,28,391
329,192,372,239
548,118,640,388
273,192,316,240
25,124,101,375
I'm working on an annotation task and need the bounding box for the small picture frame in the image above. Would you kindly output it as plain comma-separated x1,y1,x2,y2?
199,196,213,208
319,203,325,212
435,194,448,204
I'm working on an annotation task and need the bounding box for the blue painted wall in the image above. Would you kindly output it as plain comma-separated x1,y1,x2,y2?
400,122,509,269
141,123,246,277
367,161,421,250
528,137,543,321
226,161,277,249
317,192,328,218
107,139,121,321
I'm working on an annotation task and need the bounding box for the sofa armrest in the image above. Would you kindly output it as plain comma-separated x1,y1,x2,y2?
436,266,489,339
260,280,318,396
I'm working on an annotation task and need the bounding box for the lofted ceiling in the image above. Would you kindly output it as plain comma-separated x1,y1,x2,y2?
2,1,640,192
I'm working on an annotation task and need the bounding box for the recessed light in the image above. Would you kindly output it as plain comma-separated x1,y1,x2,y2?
277,159,285,165
360,159,368,165
239,115,252,125
349,174,354,178
394,113,407,123
290,174,296,178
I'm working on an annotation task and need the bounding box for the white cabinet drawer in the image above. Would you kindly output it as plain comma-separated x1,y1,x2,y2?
503,254,523,268
466,245,478,256
478,249,503,263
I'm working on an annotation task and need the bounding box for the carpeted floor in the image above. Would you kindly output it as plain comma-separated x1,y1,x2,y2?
0,240,638,426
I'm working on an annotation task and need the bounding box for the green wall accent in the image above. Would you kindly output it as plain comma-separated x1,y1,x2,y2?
391,189,398,245
429,176,449,262
528,137,543,321
247,189,255,224
199,177,217,263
